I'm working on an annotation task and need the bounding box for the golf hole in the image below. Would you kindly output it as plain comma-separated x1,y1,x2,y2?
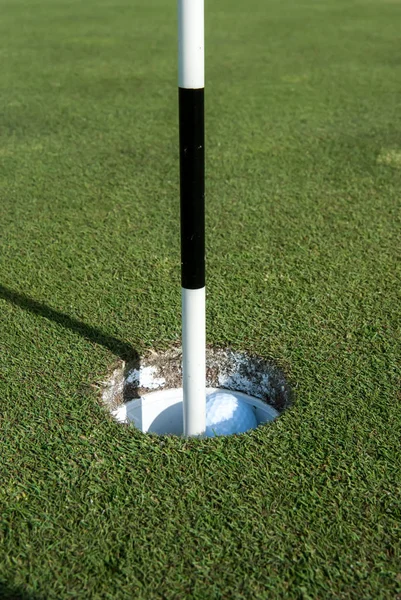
101,348,291,437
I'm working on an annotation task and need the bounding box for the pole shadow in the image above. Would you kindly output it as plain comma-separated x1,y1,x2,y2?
0,581,42,600
0,283,139,364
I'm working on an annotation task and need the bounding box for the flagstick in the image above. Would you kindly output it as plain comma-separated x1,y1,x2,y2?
178,0,206,436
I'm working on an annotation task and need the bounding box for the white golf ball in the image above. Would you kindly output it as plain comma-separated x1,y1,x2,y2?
205,391,258,437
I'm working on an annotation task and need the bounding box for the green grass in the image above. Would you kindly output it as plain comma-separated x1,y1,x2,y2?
1,0,400,597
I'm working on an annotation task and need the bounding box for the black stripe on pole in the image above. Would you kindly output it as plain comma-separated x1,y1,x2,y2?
179,87,205,290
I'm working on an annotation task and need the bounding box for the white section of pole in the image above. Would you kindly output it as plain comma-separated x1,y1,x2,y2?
182,287,206,436
178,0,204,89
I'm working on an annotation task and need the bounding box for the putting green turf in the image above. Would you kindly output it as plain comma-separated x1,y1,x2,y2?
1,0,400,597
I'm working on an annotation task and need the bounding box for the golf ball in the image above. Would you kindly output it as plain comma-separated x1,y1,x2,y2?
205,391,258,437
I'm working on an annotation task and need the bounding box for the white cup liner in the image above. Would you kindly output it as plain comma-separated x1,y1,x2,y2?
112,387,279,436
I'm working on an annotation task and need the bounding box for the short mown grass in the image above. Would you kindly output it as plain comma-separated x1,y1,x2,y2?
0,0,400,598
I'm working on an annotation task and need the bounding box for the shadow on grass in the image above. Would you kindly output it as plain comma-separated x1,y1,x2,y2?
0,283,139,363
0,580,41,600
